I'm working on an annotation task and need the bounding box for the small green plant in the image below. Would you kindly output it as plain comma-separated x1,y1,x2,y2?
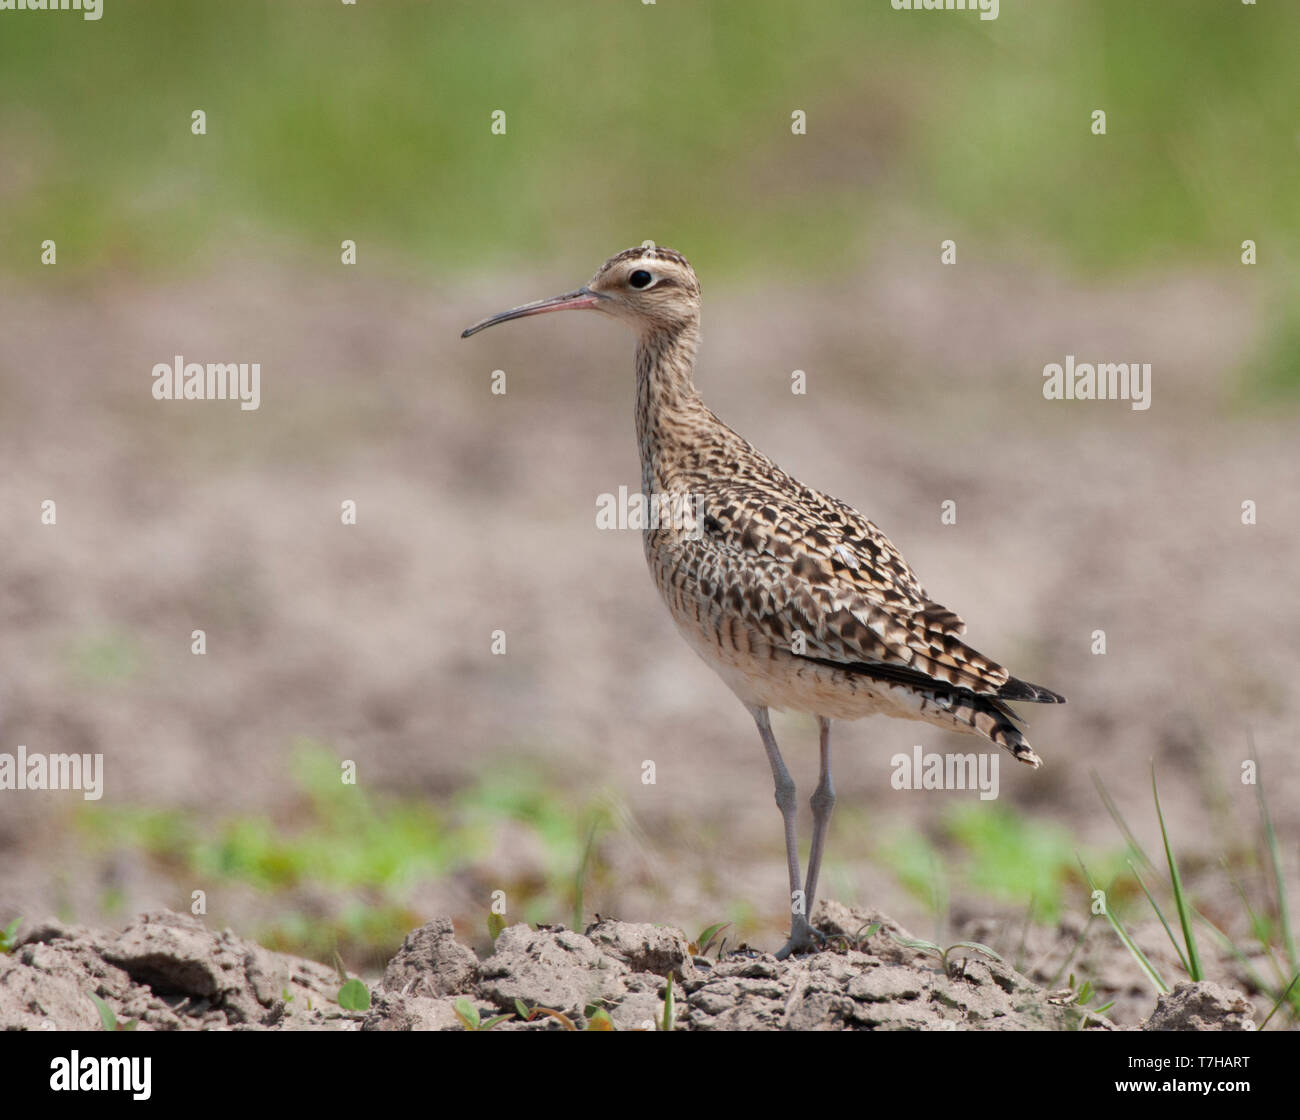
585,1007,615,1031
660,972,675,1032
890,933,1003,978
454,998,513,1031
1046,973,1116,1031
825,920,996,979
826,920,882,953
337,978,370,1013
332,949,372,1012
0,917,21,954
487,911,507,941
1069,975,1115,1018
689,921,731,959
90,993,137,1032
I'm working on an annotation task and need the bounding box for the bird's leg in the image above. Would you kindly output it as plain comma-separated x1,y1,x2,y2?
749,705,820,959
802,717,836,931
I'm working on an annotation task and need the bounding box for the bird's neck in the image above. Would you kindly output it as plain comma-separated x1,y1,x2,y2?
635,322,707,495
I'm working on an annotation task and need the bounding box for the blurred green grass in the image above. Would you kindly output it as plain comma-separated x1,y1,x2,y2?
76,738,1127,965
75,742,620,964
877,803,1130,925
1,0,1296,280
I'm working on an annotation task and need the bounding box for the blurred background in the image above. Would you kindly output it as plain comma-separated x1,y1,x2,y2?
1,1,1297,1020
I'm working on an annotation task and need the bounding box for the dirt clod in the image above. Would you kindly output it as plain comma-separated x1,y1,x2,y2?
380,916,478,997
475,923,630,1016
0,910,346,1030
1142,981,1256,1032
584,918,696,980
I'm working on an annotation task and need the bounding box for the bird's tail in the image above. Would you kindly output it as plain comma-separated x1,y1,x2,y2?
946,692,1044,768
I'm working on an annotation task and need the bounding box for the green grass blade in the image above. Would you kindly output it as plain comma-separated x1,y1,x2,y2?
1079,857,1168,994
1129,859,1191,975
1222,856,1287,989
1045,913,1096,990
1092,771,1155,871
1152,768,1203,981
1260,973,1300,1030
1190,904,1289,1014
1252,746,1298,978
89,993,118,1032
572,816,601,934
944,941,1003,964
890,934,943,959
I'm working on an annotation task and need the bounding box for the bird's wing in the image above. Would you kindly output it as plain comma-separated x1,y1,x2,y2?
691,471,1021,697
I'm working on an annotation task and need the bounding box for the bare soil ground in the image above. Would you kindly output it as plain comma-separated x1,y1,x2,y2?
0,906,1258,1031
0,253,1295,1027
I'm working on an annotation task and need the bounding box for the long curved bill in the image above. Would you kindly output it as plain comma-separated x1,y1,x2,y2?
461,287,606,338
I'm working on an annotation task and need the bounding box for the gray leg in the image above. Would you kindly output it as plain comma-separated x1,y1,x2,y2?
802,717,836,925
748,705,820,959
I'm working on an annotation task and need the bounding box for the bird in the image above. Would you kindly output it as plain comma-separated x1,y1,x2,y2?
462,246,1065,959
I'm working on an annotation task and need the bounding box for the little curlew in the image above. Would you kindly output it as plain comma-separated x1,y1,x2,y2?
463,246,1065,958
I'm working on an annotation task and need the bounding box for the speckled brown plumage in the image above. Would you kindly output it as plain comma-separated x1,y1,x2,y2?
463,245,1065,955
601,249,1064,768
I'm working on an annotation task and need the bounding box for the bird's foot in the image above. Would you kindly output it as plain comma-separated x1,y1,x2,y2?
773,916,826,961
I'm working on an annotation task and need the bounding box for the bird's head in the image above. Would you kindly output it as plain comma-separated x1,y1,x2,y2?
461,246,701,341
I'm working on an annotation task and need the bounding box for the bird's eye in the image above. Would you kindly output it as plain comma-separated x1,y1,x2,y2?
628,270,653,289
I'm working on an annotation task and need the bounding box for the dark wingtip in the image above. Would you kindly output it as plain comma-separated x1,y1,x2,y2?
1000,677,1067,704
